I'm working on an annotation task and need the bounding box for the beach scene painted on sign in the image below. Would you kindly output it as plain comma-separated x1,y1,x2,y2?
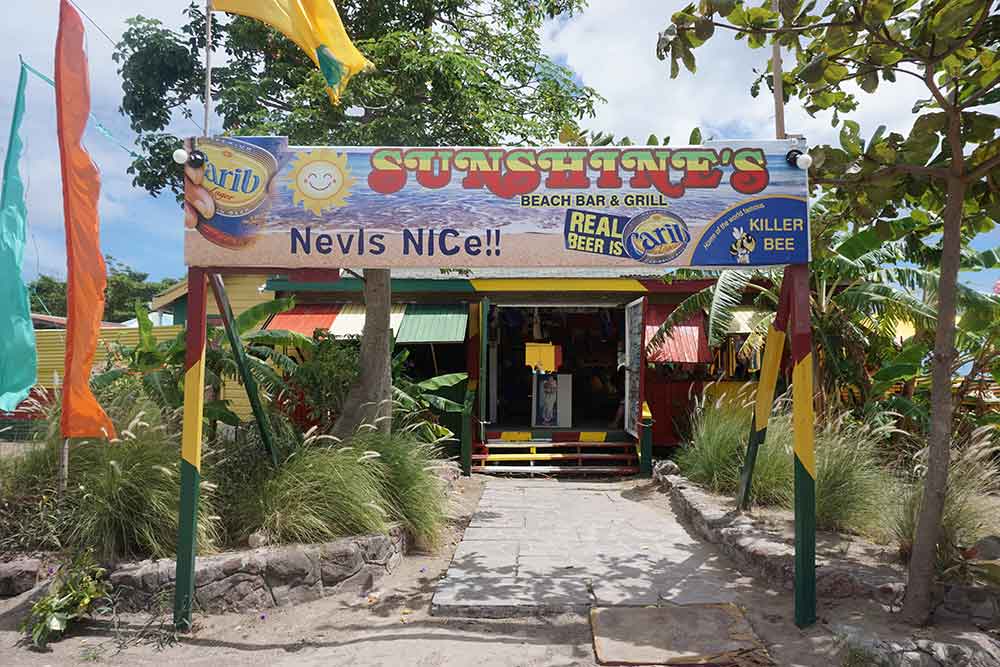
183,136,810,269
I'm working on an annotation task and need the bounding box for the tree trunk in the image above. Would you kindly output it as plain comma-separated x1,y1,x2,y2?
901,175,966,625
331,269,392,441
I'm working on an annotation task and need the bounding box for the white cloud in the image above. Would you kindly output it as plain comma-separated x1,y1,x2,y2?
542,0,954,146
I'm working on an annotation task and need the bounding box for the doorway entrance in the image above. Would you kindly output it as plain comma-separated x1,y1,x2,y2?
490,305,626,431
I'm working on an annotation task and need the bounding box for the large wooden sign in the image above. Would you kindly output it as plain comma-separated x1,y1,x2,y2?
184,136,810,269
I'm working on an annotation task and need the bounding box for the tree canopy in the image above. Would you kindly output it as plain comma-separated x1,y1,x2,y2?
114,0,601,196
657,0,999,624
28,257,179,324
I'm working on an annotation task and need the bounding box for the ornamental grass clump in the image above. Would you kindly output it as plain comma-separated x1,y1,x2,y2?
680,387,899,536
237,440,389,544
678,386,791,507
349,430,448,547
677,390,753,493
1,379,220,561
66,410,221,562
813,411,897,534
887,427,1000,573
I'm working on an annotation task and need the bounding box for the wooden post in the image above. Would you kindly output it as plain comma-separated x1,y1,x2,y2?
58,438,69,496
174,268,208,631
460,386,473,476
787,264,816,628
737,277,792,510
207,273,279,467
639,402,654,477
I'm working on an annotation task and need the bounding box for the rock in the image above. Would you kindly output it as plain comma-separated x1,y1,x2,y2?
319,541,364,587
106,528,407,615
356,535,394,566
248,530,270,549
970,536,1000,561
0,559,41,597
652,459,680,484
817,569,857,599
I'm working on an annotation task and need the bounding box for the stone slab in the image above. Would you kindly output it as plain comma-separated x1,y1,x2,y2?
590,605,764,665
432,575,593,617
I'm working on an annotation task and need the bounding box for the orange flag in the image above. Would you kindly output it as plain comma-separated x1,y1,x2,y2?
56,0,115,439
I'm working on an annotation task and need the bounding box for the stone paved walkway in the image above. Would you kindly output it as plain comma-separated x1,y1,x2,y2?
431,478,744,616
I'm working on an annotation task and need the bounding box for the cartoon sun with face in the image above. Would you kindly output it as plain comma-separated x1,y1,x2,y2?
287,149,355,214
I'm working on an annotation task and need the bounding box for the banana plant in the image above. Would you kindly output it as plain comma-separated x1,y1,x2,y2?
94,298,298,425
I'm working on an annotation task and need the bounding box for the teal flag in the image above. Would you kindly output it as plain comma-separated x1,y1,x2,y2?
0,60,38,411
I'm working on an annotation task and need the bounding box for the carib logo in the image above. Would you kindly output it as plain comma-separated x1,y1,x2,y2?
199,139,277,217
623,209,691,264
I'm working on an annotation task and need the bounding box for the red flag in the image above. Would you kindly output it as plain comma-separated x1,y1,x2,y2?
56,0,115,439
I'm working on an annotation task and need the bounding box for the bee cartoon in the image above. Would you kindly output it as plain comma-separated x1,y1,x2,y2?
730,226,756,264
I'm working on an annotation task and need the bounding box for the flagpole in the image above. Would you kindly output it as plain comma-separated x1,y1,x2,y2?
770,0,785,140
203,0,212,137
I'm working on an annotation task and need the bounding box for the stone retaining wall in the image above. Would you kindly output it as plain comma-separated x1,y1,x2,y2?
110,526,408,614
660,472,1000,627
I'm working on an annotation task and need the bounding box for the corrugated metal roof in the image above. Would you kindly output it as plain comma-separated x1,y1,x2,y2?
266,304,340,336
395,304,468,344
645,304,710,363
328,304,407,339
34,325,184,389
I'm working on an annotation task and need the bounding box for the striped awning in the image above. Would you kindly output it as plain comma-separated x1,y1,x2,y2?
328,303,407,338
265,304,340,336
645,303,711,363
395,304,468,344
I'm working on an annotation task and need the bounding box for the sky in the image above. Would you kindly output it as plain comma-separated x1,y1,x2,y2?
0,0,997,292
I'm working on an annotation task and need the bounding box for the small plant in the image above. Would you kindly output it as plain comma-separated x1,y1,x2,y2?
289,331,361,429
677,389,791,507
20,550,110,649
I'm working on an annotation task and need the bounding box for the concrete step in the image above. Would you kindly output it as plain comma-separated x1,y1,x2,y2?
472,452,637,462
482,440,635,449
471,465,640,475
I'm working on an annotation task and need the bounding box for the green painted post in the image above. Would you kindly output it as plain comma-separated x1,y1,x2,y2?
736,426,764,509
461,388,473,476
208,274,279,467
639,411,654,477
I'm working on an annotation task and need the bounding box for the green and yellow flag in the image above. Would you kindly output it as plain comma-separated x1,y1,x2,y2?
213,0,372,104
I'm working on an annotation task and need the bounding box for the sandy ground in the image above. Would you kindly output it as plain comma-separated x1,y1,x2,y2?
0,476,988,667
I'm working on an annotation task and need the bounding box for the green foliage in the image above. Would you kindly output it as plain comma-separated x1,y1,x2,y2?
887,428,1000,573
392,348,468,444
350,431,447,547
203,410,303,544
20,550,110,649
234,440,389,544
0,381,220,561
115,1,600,196
289,331,361,428
27,257,178,323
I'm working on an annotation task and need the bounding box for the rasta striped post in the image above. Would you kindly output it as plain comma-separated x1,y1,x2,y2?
787,264,816,628
173,268,208,631
736,276,791,510
732,264,816,628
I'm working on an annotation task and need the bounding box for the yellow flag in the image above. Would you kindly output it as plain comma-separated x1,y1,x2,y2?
213,0,372,103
